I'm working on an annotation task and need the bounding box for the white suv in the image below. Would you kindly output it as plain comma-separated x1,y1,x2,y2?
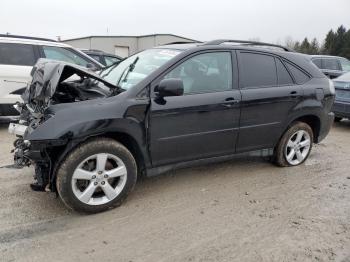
0,35,103,121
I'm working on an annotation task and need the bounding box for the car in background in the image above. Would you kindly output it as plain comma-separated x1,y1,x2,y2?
81,49,123,67
0,34,104,122
310,55,350,79
332,71,350,121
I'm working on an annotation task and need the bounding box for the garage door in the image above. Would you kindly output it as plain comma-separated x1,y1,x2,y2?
114,46,129,58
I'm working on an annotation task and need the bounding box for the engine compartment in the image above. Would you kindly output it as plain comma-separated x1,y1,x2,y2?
21,59,120,116
51,78,111,104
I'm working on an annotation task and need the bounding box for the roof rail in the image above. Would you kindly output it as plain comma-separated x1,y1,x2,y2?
0,34,57,42
165,41,201,45
203,39,293,52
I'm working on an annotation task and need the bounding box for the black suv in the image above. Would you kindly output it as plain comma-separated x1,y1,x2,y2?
8,40,335,213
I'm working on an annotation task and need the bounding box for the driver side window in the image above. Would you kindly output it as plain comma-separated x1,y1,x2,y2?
164,52,232,94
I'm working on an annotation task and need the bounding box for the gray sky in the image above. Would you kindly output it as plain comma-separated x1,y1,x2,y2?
1,0,349,44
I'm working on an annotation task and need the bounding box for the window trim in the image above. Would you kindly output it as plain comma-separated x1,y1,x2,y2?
282,58,311,85
275,57,295,87
150,50,238,98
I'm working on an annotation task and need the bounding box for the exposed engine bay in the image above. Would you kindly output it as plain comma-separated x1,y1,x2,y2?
20,59,120,118
8,59,122,191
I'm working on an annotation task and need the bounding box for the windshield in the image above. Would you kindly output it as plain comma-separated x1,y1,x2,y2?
102,49,182,89
340,58,350,72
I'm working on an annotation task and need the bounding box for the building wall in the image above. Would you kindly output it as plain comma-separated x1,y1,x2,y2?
90,37,138,55
64,38,92,49
63,34,196,57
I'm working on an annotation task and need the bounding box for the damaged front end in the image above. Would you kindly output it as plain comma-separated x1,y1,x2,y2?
8,59,121,191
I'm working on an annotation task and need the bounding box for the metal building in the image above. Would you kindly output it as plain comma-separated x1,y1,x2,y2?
62,34,197,58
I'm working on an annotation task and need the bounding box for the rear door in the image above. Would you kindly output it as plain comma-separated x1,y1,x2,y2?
149,51,241,166
236,51,308,152
0,43,39,104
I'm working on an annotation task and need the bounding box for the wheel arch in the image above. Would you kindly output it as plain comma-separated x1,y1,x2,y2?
49,131,149,192
284,114,321,143
102,131,148,176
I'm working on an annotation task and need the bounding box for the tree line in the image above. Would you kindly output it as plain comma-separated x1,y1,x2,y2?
285,25,350,59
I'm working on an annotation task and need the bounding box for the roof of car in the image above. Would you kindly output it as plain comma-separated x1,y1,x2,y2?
81,49,122,59
0,34,70,47
157,39,294,53
156,43,200,50
310,55,346,59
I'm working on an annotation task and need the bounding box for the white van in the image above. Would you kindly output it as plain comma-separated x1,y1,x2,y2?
0,35,103,121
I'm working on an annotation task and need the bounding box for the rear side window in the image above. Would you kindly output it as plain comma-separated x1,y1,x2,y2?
0,43,36,66
276,59,294,85
43,46,91,67
323,59,341,71
284,61,310,84
240,52,277,88
311,58,322,68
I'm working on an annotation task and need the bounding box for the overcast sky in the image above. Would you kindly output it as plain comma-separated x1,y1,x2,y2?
1,0,349,44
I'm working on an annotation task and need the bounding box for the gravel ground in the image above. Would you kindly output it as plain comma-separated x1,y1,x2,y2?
0,121,349,262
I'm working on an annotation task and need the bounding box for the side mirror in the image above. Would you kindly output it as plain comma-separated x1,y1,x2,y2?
156,78,184,97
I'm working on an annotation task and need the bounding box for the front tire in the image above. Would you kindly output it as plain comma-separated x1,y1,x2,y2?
274,122,313,167
56,138,137,213
334,117,342,122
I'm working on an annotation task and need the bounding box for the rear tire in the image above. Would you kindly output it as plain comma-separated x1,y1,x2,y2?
274,122,313,167
56,138,137,213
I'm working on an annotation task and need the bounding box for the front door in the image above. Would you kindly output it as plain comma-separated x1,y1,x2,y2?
149,51,241,166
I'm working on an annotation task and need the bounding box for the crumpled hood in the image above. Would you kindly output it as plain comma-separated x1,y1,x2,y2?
22,59,117,106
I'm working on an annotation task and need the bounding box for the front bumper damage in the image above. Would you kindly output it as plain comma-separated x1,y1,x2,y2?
8,123,28,136
9,128,68,191
7,59,122,192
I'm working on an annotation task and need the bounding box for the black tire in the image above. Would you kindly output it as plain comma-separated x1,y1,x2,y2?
274,121,313,167
56,138,137,213
334,117,342,122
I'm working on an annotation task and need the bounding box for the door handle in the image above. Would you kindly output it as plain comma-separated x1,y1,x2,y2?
290,91,300,98
221,97,239,107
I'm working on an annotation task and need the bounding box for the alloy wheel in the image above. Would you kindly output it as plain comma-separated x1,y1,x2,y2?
71,153,127,205
284,130,311,165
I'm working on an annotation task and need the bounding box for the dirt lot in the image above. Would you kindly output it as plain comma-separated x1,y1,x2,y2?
0,122,349,262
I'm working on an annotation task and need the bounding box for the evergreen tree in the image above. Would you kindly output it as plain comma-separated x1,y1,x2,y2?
299,38,311,54
289,25,350,59
335,25,346,55
342,30,350,59
310,38,319,55
293,41,301,52
323,29,336,55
